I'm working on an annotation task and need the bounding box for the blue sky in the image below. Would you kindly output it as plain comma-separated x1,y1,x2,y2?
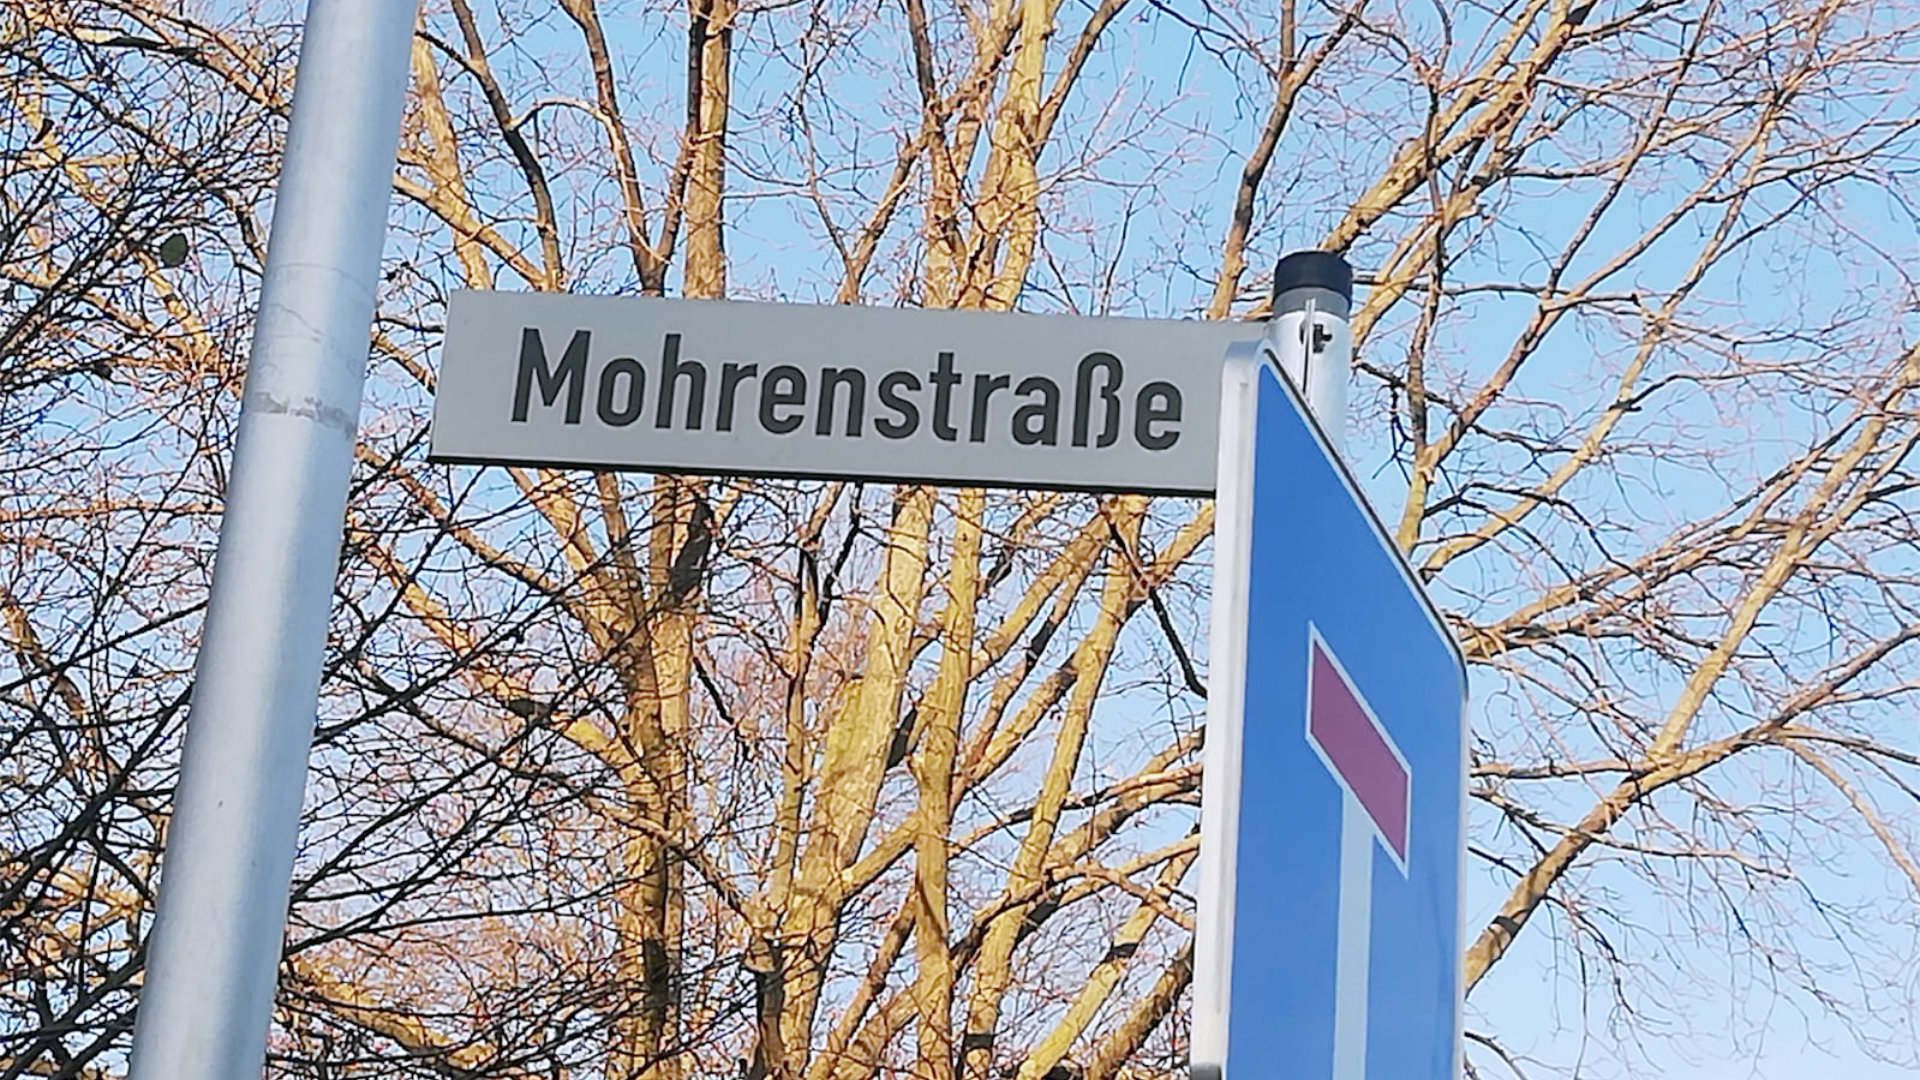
387,1,1920,1075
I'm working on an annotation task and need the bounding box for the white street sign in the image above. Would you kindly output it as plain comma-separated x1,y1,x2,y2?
430,291,1250,495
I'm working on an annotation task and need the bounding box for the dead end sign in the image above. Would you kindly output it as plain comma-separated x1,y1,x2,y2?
429,291,1251,496
1192,354,1467,1080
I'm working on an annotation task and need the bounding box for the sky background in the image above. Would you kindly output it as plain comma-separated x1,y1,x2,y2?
360,1,1920,1075
18,2,1919,1077
556,3,1920,1075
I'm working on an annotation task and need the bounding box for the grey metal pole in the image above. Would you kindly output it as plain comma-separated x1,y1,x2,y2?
1265,250,1354,451
127,3,419,1078
1191,253,1359,1080
1266,250,1368,1080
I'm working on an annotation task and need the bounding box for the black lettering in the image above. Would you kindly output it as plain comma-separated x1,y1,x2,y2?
929,351,962,441
818,368,867,437
875,371,921,439
512,327,588,423
761,365,807,434
1134,381,1181,451
1073,351,1123,448
596,357,647,426
654,333,706,429
1011,376,1061,446
717,362,758,431
969,373,1011,443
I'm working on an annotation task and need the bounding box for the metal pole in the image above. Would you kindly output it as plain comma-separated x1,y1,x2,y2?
1265,249,1354,451
128,3,419,1078
1266,250,1365,1080
1191,252,1359,1080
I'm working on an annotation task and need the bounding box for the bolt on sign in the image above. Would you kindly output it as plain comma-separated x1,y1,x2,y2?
429,291,1252,496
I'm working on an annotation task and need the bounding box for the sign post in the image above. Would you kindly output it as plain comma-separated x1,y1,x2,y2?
1191,253,1468,1080
127,4,419,1079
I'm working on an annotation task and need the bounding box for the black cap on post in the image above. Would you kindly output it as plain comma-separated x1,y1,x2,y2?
1271,250,1353,317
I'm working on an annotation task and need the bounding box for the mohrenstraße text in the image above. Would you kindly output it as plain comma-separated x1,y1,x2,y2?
511,328,1186,453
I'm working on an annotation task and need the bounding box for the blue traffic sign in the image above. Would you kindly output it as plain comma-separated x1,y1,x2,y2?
1192,352,1467,1080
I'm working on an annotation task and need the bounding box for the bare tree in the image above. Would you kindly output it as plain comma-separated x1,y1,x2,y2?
2,7,287,1078
4,3,1920,1080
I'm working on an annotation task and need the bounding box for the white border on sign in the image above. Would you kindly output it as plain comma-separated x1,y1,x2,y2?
1188,344,1261,1080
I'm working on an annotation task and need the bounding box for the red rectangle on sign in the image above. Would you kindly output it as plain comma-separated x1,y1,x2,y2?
1307,635,1411,864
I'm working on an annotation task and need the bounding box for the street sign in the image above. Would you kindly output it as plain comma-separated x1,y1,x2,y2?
1192,352,1467,1080
430,291,1250,495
